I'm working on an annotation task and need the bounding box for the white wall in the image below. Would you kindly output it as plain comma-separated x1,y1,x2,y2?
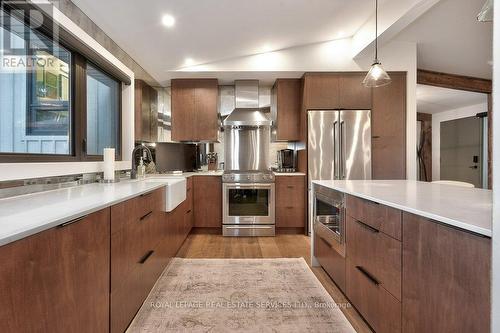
431,102,488,181
0,4,135,181
182,39,418,179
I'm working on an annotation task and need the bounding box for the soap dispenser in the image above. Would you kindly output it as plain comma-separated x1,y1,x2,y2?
137,157,146,179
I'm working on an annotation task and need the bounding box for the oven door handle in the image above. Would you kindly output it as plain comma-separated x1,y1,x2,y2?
226,183,273,189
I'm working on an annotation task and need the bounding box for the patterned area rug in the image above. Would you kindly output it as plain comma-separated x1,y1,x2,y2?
128,258,355,332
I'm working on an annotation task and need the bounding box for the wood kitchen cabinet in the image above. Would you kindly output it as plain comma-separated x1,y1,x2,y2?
344,195,402,333
0,209,110,333
271,79,302,141
372,72,406,180
275,175,306,230
110,188,166,333
135,79,158,142
314,231,346,292
402,212,491,333
171,78,219,142
302,73,371,110
193,176,222,228
300,72,372,141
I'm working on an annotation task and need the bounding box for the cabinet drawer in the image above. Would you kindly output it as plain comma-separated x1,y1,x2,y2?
314,232,346,292
111,248,161,333
346,261,401,333
346,195,402,240
111,188,162,235
346,216,401,300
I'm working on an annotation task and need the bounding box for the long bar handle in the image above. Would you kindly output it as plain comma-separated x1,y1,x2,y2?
340,121,346,179
333,121,339,179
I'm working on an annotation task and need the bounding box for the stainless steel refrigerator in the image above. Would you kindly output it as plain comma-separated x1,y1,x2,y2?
307,110,372,233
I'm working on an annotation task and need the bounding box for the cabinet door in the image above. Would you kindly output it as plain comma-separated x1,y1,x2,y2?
194,79,218,141
273,79,301,141
171,79,196,141
0,209,110,333
275,176,305,228
372,72,406,179
134,80,144,141
193,176,222,227
303,74,340,109
141,81,151,141
149,85,158,142
402,213,490,333
339,74,372,109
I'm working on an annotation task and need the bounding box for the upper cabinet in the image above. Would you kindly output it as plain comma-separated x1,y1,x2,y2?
134,79,158,142
302,73,372,110
171,79,219,142
271,79,302,141
300,73,372,141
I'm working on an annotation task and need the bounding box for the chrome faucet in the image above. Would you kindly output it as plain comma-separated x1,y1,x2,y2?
131,145,154,179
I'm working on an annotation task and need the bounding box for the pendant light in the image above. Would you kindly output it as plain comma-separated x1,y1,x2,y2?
477,0,493,22
363,0,391,88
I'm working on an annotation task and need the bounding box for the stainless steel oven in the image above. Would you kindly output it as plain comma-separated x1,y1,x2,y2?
222,172,275,236
313,184,345,257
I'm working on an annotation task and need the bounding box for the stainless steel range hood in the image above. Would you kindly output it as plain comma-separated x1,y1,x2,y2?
223,80,272,127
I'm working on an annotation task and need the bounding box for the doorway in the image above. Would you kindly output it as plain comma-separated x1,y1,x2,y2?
440,116,486,188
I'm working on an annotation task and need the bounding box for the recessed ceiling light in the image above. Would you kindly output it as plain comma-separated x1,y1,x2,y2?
184,58,195,66
162,14,175,27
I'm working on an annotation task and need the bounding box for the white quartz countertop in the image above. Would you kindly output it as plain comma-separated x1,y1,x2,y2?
0,179,172,246
312,180,492,237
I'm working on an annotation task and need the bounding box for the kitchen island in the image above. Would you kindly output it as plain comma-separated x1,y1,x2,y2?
311,180,491,333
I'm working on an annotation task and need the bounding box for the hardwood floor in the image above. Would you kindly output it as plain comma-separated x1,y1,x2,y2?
177,232,373,333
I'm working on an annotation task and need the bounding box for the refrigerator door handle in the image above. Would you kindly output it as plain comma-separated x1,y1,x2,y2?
340,120,346,179
333,120,339,179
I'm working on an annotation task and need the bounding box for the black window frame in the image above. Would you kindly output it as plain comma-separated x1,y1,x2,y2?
0,3,123,163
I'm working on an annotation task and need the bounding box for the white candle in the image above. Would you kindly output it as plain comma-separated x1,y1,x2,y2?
103,148,115,181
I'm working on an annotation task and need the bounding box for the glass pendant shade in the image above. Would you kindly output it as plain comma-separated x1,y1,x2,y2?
362,61,391,87
477,0,493,22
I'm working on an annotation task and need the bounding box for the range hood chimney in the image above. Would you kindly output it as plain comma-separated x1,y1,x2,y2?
223,80,272,127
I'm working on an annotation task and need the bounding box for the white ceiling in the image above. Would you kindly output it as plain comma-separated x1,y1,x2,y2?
71,0,389,84
416,84,487,114
394,0,493,79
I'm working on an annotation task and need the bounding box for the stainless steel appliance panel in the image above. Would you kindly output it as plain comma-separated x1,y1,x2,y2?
223,225,275,237
307,111,340,187
224,126,270,171
223,183,275,225
339,110,372,180
313,184,346,257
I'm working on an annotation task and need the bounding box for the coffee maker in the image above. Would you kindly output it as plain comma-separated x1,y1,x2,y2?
276,149,295,172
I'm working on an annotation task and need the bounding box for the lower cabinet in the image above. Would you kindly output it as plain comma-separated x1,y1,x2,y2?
0,209,110,333
402,213,491,333
275,175,306,230
345,261,401,333
110,187,192,333
314,232,346,292
193,176,222,228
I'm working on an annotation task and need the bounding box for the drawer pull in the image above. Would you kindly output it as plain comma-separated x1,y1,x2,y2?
355,219,379,233
138,250,154,264
287,185,295,189
58,214,88,228
186,209,192,214
140,210,153,221
356,266,380,286
285,206,294,209
140,191,152,197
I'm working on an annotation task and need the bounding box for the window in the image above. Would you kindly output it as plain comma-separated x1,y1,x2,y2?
86,63,120,156
0,5,122,162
